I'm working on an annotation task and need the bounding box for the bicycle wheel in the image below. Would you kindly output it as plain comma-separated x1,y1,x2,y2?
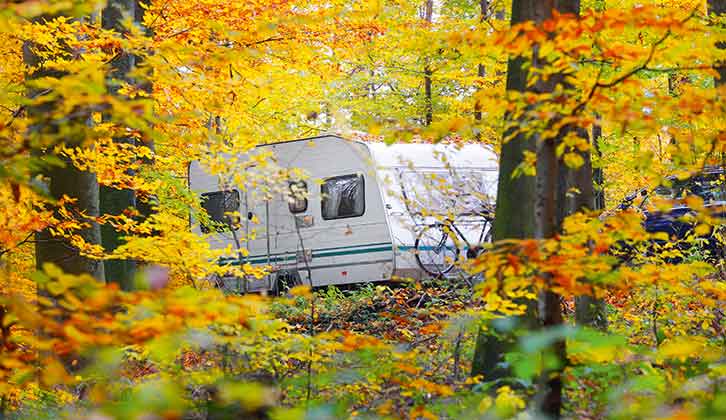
415,224,460,277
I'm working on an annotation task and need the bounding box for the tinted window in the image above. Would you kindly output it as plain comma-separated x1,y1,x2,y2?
200,190,240,233
660,174,726,203
288,181,308,213
321,174,365,219
688,174,726,203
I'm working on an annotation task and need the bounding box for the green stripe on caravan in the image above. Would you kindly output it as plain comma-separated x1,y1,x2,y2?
218,242,394,266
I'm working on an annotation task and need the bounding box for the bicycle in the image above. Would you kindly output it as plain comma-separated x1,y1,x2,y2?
414,206,495,277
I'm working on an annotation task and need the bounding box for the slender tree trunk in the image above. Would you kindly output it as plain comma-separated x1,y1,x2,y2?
473,0,489,140
574,123,608,331
535,111,566,420
535,2,583,418
24,24,105,281
100,0,154,289
709,0,725,169
101,0,138,289
592,122,605,210
709,0,725,87
667,68,690,150
424,68,432,126
423,0,433,126
132,0,156,227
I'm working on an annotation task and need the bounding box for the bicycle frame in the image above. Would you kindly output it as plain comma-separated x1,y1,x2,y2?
413,211,494,277
439,214,493,254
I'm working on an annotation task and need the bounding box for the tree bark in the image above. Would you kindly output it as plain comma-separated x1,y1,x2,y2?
592,122,605,210
472,0,585,386
100,0,154,290
132,0,156,226
535,110,566,420
24,23,105,281
471,0,542,382
473,0,489,139
535,2,583,418
709,0,725,87
34,163,105,280
708,0,725,170
574,123,608,331
101,0,139,290
422,0,434,126
471,4,584,400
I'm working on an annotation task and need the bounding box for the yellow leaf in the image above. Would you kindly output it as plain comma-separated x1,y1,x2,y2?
694,224,711,236
563,152,584,169
658,337,704,362
288,285,312,297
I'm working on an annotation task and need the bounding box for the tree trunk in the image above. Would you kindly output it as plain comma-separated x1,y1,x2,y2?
709,0,725,87
473,0,489,140
592,122,605,210
423,0,433,126
100,0,154,290
471,0,543,382
34,164,105,280
574,123,608,331
708,1,725,170
535,2,582,418
535,113,565,420
471,0,584,386
100,0,139,290
24,25,105,281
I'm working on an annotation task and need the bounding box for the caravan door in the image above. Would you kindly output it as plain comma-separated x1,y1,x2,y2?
242,193,275,291
267,180,314,286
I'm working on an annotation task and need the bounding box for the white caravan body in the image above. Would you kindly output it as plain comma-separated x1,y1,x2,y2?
189,135,498,291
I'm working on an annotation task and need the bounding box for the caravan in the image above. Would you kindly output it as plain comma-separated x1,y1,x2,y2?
189,134,498,292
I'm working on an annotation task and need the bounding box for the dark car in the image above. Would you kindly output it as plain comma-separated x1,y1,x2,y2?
619,166,726,260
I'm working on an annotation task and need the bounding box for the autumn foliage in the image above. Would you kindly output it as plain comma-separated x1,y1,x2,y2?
0,0,725,419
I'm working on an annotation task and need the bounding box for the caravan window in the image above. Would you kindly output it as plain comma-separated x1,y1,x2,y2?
399,170,494,216
288,181,308,213
321,174,365,219
200,190,240,233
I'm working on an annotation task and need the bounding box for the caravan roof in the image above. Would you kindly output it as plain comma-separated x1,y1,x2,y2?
366,142,498,170
257,134,498,170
